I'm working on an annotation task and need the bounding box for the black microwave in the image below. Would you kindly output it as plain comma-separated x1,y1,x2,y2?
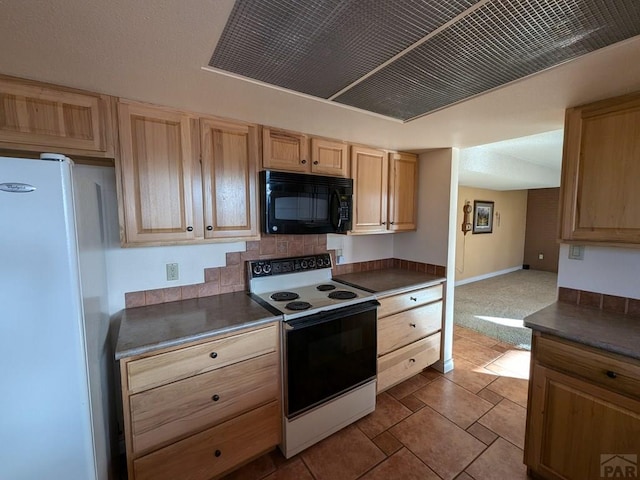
260,170,353,235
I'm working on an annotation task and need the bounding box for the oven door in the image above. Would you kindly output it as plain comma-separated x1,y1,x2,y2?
283,300,378,419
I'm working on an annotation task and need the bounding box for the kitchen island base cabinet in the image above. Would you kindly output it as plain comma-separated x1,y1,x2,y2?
525,333,640,480
133,401,280,480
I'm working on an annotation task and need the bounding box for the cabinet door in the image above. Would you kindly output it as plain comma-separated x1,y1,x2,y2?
262,127,309,172
388,152,418,232
201,118,259,239
0,75,114,156
118,101,201,244
351,146,388,233
311,137,349,177
559,93,640,244
526,363,640,480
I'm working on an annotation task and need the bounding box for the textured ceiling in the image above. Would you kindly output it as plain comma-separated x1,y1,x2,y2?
210,0,640,121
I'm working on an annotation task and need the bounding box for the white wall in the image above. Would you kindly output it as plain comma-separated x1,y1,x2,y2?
327,234,394,264
558,245,640,299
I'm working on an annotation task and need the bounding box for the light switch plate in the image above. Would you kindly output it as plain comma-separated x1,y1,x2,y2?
568,245,584,260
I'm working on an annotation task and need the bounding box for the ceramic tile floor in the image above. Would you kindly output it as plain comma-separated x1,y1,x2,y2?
222,325,533,480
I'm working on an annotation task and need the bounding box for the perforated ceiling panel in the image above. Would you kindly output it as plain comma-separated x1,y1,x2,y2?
209,0,640,121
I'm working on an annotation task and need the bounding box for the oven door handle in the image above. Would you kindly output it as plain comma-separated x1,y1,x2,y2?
284,300,380,331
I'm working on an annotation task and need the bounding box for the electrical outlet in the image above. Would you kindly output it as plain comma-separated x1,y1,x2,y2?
538,253,544,260
166,263,179,281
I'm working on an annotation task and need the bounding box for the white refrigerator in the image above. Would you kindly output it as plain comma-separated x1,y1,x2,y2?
0,154,110,480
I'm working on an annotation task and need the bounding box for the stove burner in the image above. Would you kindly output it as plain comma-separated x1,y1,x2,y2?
328,290,358,300
285,301,312,311
316,284,336,291
271,291,299,302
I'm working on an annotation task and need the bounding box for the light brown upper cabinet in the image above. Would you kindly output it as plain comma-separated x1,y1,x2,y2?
559,91,640,245
350,146,389,234
310,137,349,177
351,148,418,234
117,100,260,246
262,127,348,177
388,152,418,232
0,74,115,158
117,101,201,245
200,118,259,240
262,127,309,173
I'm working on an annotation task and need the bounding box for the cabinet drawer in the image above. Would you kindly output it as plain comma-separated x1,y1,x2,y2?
536,335,640,400
378,301,442,356
126,325,277,394
130,352,279,455
378,284,443,318
133,400,280,480
378,333,441,393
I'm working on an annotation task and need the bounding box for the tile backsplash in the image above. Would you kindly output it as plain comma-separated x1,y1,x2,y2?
124,234,446,308
558,286,640,317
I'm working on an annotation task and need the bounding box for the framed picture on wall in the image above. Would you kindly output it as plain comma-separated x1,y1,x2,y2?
473,200,494,234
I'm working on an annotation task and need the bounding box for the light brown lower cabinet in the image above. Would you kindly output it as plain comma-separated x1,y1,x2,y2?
524,333,640,480
376,283,443,393
119,323,281,480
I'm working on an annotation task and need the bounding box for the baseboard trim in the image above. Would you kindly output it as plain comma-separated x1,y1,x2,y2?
455,266,522,287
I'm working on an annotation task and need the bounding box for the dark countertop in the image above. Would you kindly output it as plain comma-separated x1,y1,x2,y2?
334,268,446,296
524,302,640,360
115,292,280,360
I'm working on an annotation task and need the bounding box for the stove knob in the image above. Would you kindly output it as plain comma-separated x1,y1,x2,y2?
308,258,316,268
301,260,308,269
253,264,262,275
263,264,272,274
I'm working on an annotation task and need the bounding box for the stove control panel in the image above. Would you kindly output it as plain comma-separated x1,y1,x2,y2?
249,253,332,278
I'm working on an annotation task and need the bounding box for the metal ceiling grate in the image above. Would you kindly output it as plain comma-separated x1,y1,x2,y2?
210,0,640,121
333,0,640,120
209,0,478,99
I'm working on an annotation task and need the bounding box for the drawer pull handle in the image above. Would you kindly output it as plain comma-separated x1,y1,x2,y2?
214,449,221,458
606,370,617,379
212,394,220,402
410,296,417,301
409,358,416,363
409,323,416,328
210,352,218,359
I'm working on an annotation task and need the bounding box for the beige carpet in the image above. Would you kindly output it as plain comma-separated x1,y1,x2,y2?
454,269,558,349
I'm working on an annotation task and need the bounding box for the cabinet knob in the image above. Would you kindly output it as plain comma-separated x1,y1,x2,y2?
606,370,617,379
409,323,416,328
301,159,307,164
390,222,395,225
206,225,213,231
313,160,319,165
214,450,221,458
186,226,193,232
410,296,417,301
212,394,220,402
210,352,218,359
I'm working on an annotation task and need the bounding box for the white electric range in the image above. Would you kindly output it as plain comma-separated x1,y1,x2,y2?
247,253,379,458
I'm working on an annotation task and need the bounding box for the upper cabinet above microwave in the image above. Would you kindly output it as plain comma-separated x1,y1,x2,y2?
262,127,349,177
559,91,640,246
